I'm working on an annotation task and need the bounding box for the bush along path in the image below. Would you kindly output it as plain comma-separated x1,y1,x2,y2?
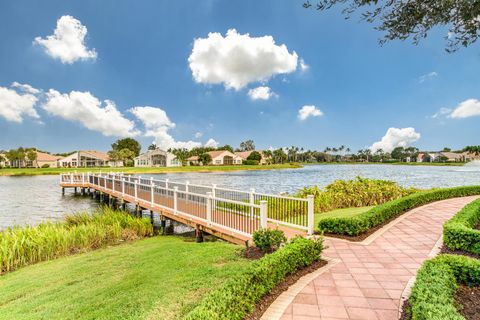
277,196,479,320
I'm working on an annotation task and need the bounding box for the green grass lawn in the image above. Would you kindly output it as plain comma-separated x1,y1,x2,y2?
0,163,302,176
0,236,250,320
314,206,373,228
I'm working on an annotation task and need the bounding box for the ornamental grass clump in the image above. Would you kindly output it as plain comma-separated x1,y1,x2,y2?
296,176,416,212
0,207,152,274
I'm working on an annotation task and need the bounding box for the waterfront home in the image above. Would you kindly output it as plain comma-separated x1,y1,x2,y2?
134,149,181,167
439,152,465,162
34,151,63,168
59,150,122,168
235,150,269,164
416,152,441,162
463,152,480,162
188,150,243,165
0,153,8,167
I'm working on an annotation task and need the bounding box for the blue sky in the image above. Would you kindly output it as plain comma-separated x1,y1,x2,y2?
0,0,479,153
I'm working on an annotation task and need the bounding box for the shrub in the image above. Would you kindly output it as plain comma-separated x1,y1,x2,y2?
443,199,480,254
318,185,480,236
242,159,259,165
247,151,262,161
252,228,286,252
0,207,152,274
41,164,50,168
409,254,480,320
184,237,324,320
296,176,416,213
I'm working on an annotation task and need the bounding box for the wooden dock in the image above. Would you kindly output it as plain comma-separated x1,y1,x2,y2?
61,173,314,245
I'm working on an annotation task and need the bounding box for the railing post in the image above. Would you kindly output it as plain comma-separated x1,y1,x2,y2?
134,181,138,202
70,172,73,184
206,192,212,225
82,173,85,186
260,200,268,229
249,188,255,216
307,195,315,235
212,184,217,198
185,181,190,193
151,179,155,207
112,175,115,193
122,177,125,196
165,179,169,190
173,186,178,214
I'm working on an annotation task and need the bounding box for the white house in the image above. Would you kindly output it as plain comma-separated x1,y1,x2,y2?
134,149,181,167
59,150,122,168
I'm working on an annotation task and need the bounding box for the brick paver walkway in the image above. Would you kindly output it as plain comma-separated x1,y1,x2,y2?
280,196,478,320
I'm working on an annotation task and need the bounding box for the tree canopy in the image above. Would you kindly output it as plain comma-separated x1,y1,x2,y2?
239,140,255,152
111,138,141,157
304,0,480,52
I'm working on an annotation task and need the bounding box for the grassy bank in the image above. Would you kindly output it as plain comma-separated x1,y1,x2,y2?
0,163,302,176
0,236,250,320
305,161,464,166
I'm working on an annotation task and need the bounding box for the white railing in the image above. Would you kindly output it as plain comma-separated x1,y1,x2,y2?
60,172,314,235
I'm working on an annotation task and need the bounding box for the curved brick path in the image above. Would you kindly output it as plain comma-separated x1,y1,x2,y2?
274,196,479,320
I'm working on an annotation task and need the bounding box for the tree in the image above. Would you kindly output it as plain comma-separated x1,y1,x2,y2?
148,143,157,150
26,150,37,167
169,148,190,165
463,146,480,155
108,148,135,166
391,147,406,161
198,153,212,165
304,0,480,52
442,147,452,152
111,138,141,157
247,151,262,161
272,148,288,164
239,140,255,151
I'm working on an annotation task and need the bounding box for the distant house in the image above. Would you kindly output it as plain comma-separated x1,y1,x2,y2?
33,151,63,168
235,150,269,164
438,152,465,162
416,152,441,162
134,149,181,167
187,150,243,166
463,152,480,162
59,150,122,168
0,153,8,167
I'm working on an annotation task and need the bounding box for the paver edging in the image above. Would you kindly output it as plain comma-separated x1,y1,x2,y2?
260,257,340,320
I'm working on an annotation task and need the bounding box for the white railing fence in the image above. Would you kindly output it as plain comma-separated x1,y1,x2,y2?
61,172,314,235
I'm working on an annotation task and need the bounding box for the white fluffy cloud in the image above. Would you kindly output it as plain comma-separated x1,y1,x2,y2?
34,15,97,64
248,86,275,100
188,29,298,90
0,84,40,123
431,107,452,119
370,127,421,152
205,138,219,148
42,89,138,137
448,99,480,119
298,105,323,121
130,106,202,150
194,131,203,138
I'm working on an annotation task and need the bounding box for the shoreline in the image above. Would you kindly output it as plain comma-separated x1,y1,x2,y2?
0,163,303,177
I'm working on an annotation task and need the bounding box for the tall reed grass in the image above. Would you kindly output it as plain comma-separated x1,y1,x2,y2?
0,207,153,274
296,176,418,212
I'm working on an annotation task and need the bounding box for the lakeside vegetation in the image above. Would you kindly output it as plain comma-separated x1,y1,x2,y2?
0,207,152,274
0,236,250,320
0,163,302,176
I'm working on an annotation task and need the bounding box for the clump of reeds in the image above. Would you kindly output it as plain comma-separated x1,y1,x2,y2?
0,207,153,274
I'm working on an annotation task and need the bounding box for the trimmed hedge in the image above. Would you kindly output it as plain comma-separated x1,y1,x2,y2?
318,185,480,236
409,254,480,320
444,199,480,254
184,237,324,320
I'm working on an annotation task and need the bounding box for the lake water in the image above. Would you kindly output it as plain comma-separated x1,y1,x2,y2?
1,164,479,229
